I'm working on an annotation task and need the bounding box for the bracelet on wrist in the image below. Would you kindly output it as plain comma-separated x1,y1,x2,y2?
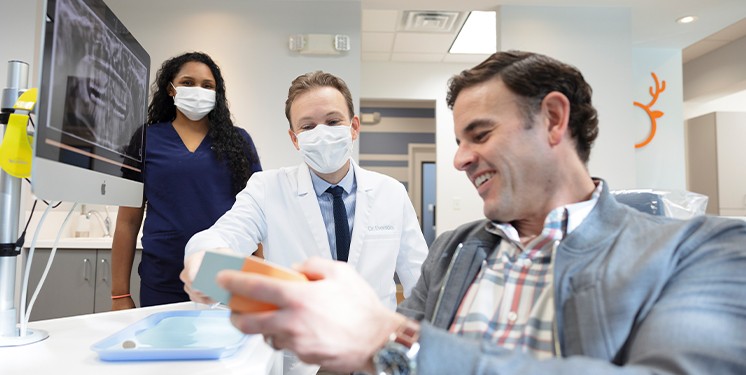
111,293,132,300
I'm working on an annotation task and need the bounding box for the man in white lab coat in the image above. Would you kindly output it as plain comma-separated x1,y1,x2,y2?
182,71,428,310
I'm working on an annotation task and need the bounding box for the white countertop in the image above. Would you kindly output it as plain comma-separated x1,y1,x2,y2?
25,237,142,250
22,209,144,249
1,302,277,375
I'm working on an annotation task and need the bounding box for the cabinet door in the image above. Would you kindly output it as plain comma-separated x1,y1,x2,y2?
94,250,143,313
716,113,746,213
26,249,96,321
686,115,719,214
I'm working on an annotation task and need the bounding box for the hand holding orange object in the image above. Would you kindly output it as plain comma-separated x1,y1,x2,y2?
217,257,399,372
228,255,309,313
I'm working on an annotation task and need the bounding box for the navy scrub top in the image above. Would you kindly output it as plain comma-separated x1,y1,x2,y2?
140,122,261,298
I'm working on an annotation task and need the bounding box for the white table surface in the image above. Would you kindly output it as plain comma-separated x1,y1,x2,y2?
28,237,142,249
1,302,277,375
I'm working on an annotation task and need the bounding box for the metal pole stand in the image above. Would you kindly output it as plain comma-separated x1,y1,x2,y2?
0,60,48,346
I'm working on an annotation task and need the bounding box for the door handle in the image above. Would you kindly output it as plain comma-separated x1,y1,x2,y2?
83,258,91,282
100,258,109,283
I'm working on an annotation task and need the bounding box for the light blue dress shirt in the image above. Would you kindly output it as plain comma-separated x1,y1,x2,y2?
309,165,356,260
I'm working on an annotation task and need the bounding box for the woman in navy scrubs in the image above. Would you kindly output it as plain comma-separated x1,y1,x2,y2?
110,52,262,309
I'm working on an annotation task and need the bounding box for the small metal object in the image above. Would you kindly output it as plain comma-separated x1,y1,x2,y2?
122,340,136,349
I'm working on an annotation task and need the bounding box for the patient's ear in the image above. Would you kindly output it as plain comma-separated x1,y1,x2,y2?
542,91,570,146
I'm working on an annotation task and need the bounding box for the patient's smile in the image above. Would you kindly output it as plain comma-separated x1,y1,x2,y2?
474,172,495,188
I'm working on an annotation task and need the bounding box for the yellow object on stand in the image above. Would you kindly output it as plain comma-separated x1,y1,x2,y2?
0,88,37,178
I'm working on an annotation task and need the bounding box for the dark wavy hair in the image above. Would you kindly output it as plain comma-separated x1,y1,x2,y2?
147,52,259,193
446,50,599,164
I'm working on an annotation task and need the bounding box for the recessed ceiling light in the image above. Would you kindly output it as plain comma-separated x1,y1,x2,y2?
449,11,497,54
677,15,698,24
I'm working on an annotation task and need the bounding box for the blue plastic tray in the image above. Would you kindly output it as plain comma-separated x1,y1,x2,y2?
91,309,249,361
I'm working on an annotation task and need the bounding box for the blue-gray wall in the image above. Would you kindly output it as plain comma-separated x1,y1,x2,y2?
358,106,435,191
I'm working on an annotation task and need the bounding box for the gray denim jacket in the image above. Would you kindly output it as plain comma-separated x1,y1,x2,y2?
398,182,746,374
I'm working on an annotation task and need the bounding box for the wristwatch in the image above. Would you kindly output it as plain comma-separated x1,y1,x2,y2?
372,318,420,375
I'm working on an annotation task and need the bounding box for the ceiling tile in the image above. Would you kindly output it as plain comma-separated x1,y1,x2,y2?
393,32,456,53
361,4,746,64
391,52,445,62
401,10,463,33
362,32,395,52
442,53,491,63
362,9,399,32
362,52,392,61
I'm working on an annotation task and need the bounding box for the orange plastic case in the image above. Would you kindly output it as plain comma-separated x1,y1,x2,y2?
228,255,308,313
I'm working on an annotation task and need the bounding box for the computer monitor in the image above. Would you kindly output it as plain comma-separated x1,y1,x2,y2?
32,0,149,207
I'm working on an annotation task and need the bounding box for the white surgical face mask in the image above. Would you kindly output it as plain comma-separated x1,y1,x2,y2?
296,124,353,174
171,83,216,121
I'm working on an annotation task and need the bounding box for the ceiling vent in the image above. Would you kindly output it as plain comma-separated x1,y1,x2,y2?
401,11,462,33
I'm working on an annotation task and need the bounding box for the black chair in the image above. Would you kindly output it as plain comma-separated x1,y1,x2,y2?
612,190,666,216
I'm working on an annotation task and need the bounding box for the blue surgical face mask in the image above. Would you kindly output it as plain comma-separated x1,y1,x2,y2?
171,83,216,121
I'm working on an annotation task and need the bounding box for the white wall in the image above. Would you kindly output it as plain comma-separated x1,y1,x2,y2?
3,1,723,237
499,6,637,190
105,0,362,170
6,0,361,174
410,6,639,234
682,33,746,207
1,0,360,215
363,6,656,234
686,90,746,120
362,61,483,234
684,34,746,103
684,35,746,120
1,1,45,228
0,1,41,91
632,48,686,190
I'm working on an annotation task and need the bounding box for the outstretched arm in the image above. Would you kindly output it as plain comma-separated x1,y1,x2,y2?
219,258,402,373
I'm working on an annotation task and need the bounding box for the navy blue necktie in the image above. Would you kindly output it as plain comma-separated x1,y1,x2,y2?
327,186,350,262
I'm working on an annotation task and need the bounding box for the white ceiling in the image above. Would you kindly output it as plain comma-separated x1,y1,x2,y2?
361,0,746,63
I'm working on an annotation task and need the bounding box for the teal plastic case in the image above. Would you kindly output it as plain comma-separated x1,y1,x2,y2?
91,309,248,361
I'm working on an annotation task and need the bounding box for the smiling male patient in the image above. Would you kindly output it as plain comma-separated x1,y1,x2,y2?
213,51,746,375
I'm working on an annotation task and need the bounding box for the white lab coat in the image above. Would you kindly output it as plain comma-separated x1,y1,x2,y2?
186,160,428,310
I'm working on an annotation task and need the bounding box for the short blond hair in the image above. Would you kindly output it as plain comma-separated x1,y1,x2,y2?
284,71,354,128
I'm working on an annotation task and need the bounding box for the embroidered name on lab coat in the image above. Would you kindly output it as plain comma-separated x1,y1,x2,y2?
368,225,395,232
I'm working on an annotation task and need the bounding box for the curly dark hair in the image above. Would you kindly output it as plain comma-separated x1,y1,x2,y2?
147,52,259,193
446,50,599,164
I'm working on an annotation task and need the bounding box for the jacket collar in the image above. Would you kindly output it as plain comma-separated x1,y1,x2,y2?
557,178,628,255
432,222,501,328
350,159,375,193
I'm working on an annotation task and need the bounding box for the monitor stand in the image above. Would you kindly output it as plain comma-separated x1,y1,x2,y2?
0,60,48,346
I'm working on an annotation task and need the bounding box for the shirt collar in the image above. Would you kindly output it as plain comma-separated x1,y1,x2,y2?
563,179,603,234
310,164,356,197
